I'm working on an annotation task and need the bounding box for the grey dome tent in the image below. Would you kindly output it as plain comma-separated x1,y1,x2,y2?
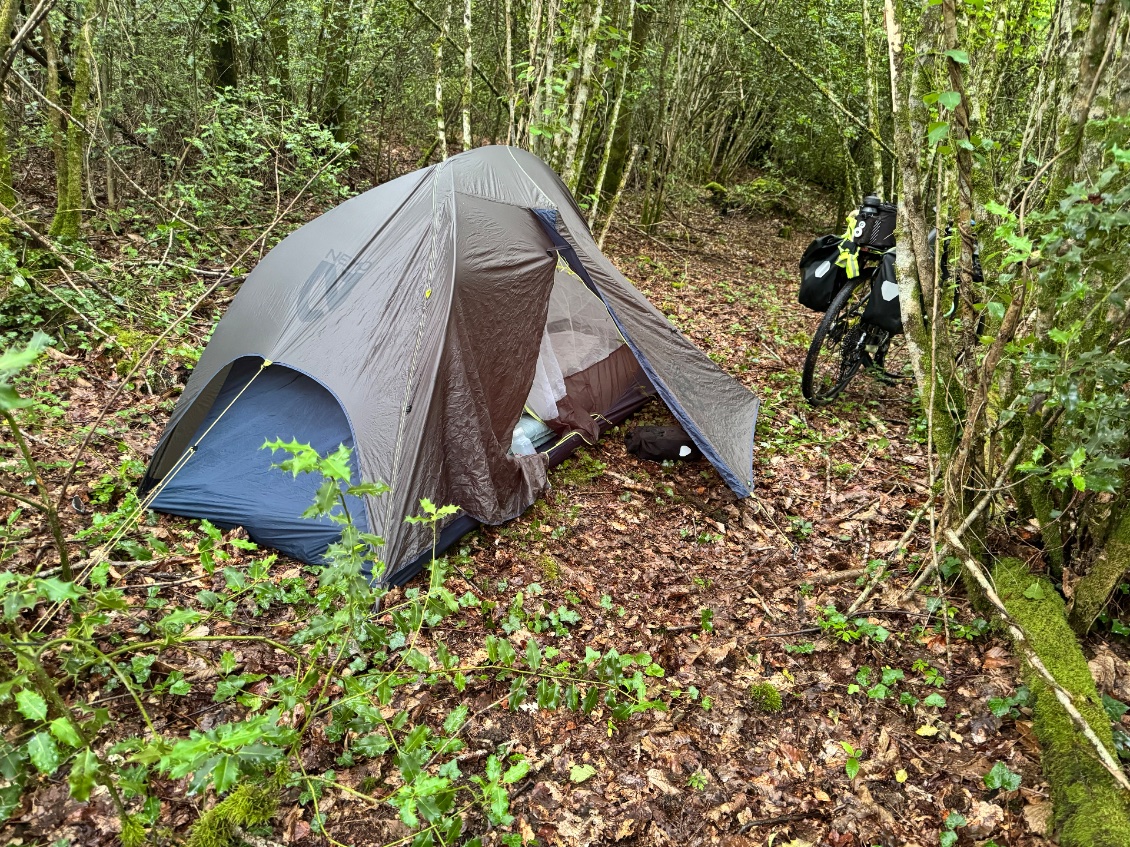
141,147,760,584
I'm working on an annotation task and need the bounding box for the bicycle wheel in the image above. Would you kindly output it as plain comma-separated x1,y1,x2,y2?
801,276,870,405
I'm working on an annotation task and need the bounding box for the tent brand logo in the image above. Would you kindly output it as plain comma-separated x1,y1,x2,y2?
296,249,372,322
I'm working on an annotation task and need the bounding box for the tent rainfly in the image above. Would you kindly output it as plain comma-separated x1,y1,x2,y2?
141,147,760,585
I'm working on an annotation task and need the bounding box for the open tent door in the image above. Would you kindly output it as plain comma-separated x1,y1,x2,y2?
533,208,759,496
521,265,651,447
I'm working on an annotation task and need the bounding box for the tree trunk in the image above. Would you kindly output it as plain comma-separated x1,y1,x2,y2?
461,0,472,150
0,0,20,210
321,0,352,143
50,4,95,240
561,0,604,192
32,19,67,211
504,0,515,143
268,0,291,96
862,0,884,196
211,0,239,89
598,142,638,250
435,0,452,159
588,0,636,229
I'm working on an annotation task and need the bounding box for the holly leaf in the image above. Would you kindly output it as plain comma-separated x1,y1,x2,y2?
68,749,101,801
50,717,83,748
15,690,47,722
27,732,61,774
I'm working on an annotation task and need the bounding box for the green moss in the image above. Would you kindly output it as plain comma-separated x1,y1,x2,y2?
749,681,783,713
1069,505,1130,635
187,783,278,847
993,557,1130,847
538,554,560,583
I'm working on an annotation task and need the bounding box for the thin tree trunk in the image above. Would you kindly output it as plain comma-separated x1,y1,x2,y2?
50,4,95,239
598,142,638,250
588,0,636,229
41,17,66,214
561,0,604,192
549,12,583,165
1046,0,1117,200
505,0,515,143
461,0,472,150
0,0,20,208
435,0,452,160
211,0,239,89
268,0,291,97
862,0,884,196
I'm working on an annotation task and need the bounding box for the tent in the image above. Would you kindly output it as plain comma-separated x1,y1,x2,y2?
141,147,760,584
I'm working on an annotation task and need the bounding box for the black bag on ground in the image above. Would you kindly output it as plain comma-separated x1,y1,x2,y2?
861,251,903,334
798,235,852,312
625,426,702,463
853,196,898,250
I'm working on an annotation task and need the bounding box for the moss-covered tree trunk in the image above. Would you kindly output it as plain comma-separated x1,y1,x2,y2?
994,558,1130,846
49,5,96,240
0,0,21,212
41,18,68,214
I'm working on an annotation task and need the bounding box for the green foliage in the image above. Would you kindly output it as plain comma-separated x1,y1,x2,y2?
840,741,861,780
983,761,1021,792
0,333,51,412
171,91,350,229
996,150,1130,499
818,605,890,643
0,438,670,842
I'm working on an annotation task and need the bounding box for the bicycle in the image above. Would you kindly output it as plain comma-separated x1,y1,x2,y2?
800,249,905,405
799,197,907,406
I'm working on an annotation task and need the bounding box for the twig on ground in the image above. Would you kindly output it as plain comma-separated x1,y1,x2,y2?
848,505,925,614
808,567,867,586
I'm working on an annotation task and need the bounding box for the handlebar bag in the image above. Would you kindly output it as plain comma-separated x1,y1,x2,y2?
861,251,904,334
798,235,852,312
853,201,898,250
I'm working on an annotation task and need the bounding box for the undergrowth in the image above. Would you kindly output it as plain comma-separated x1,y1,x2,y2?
0,342,670,844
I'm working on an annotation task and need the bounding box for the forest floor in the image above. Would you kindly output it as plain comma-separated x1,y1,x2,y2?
2,187,1094,847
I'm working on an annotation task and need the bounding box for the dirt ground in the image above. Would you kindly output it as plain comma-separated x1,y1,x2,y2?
1,193,1072,847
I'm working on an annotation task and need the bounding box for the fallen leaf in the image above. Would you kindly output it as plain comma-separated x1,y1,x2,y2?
1023,799,1053,835
569,764,596,784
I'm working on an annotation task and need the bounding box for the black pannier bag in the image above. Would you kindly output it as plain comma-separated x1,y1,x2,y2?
861,251,903,335
798,235,853,312
853,196,898,251
625,425,703,463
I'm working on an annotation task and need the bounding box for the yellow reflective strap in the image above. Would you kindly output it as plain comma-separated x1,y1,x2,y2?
834,211,860,278
836,241,859,279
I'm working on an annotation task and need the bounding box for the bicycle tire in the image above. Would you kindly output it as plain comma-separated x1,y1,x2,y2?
801,275,870,405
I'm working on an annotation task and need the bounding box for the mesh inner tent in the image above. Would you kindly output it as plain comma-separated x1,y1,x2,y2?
525,266,625,420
